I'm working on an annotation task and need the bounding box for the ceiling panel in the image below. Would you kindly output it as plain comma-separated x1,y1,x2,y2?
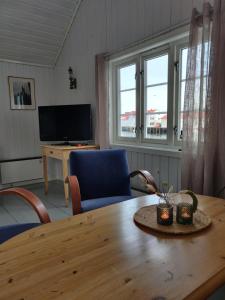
0,0,82,66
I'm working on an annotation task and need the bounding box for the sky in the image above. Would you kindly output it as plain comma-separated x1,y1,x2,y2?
120,54,168,114
119,49,188,115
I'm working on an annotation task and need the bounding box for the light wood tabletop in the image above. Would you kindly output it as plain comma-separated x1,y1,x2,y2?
0,194,225,300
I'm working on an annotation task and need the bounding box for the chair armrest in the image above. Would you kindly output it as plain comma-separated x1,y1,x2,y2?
130,170,158,194
0,187,51,224
66,176,82,215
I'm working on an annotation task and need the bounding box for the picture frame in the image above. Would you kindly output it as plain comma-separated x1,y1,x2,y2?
8,76,36,110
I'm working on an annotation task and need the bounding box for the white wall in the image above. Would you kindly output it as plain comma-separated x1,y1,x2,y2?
0,61,55,160
54,0,205,111
51,0,205,187
0,0,206,184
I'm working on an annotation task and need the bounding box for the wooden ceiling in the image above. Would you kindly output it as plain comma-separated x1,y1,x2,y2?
0,0,82,66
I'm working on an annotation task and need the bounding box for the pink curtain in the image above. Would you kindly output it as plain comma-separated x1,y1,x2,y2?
182,0,225,196
95,54,109,149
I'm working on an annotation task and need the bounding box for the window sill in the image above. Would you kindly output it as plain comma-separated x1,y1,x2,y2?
110,143,182,158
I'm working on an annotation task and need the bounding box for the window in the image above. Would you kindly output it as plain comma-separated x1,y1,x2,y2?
143,52,168,141
118,64,137,138
110,32,189,148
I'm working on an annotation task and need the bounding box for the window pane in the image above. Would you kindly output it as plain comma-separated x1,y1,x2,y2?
145,84,167,139
119,90,136,138
181,48,188,80
146,54,168,85
119,64,136,90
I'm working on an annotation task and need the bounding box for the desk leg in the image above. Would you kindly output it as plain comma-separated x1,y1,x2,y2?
43,155,48,195
62,158,69,207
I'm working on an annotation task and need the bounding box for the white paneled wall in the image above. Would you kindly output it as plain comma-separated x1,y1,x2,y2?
111,146,181,192
53,0,202,183
0,61,55,160
54,0,205,107
0,0,207,184
127,150,181,192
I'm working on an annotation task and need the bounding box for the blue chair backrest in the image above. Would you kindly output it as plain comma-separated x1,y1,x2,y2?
70,149,132,200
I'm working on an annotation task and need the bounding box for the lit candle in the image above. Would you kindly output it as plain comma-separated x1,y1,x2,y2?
181,207,191,219
181,212,191,219
161,212,169,220
176,203,193,225
157,204,173,225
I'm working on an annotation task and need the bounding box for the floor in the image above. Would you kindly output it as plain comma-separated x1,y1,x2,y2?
0,180,144,226
0,181,73,226
0,181,224,299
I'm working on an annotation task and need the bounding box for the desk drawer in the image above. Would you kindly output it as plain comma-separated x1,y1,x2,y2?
43,148,63,159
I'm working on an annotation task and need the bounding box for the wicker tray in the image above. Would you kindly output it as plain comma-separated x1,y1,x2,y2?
134,205,212,235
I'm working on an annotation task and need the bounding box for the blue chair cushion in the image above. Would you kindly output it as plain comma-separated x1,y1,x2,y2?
81,195,134,212
70,149,132,200
0,223,40,244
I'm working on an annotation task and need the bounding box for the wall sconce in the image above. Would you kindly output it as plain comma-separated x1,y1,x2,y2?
68,67,77,89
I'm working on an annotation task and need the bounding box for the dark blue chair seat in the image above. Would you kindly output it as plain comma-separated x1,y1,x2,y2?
0,223,40,244
81,195,134,212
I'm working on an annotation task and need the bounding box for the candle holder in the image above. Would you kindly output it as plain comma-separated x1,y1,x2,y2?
176,202,193,225
157,203,173,225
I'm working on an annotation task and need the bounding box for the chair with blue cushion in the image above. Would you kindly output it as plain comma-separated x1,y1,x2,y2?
0,187,51,244
67,149,157,215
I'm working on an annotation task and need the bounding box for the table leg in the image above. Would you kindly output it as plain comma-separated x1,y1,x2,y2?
62,158,69,207
43,155,48,195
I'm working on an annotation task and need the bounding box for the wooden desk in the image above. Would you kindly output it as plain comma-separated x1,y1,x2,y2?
41,144,99,206
0,195,225,300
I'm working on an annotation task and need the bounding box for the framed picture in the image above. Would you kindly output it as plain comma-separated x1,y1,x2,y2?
8,76,36,110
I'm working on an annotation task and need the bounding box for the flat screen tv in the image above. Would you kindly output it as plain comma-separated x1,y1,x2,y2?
38,104,92,143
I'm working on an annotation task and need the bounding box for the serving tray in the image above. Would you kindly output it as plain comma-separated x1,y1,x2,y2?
134,204,212,235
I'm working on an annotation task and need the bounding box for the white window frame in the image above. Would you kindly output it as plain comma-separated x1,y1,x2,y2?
109,26,189,150
117,57,140,142
140,45,170,145
114,57,139,143
174,40,189,146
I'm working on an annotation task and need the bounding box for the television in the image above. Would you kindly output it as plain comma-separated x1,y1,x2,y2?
38,104,92,143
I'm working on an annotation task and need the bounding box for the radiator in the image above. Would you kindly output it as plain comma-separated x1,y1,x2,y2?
0,158,43,184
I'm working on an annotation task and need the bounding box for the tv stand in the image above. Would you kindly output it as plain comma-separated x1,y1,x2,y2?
41,144,99,206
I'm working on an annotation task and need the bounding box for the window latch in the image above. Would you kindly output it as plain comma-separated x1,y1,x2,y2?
173,125,178,136
140,70,144,76
174,61,179,72
139,124,144,132
180,130,183,140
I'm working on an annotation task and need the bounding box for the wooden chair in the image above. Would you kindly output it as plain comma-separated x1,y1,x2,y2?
0,187,51,243
67,149,158,215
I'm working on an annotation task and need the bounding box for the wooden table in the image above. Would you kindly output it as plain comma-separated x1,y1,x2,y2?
0,194,225,300
41,144,99,206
